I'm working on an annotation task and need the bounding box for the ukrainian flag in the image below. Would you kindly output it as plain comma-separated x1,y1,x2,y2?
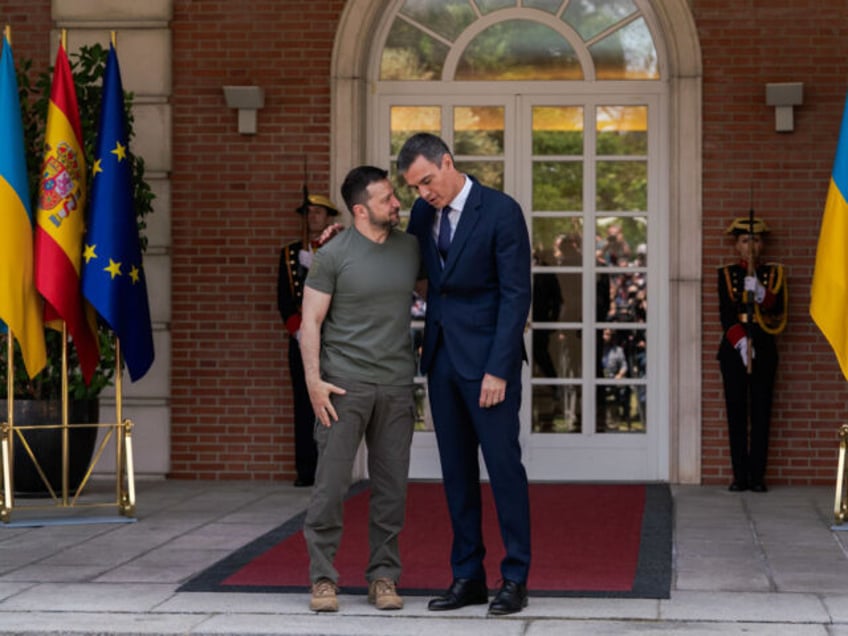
811,94,848,381
0,31,46,378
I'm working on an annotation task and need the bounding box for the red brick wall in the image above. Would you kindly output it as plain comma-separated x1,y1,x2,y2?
695,0,848,485
168,1,345,479
2,2,52,81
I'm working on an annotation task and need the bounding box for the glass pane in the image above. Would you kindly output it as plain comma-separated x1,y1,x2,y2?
399,0,476,41
391,163,419,210
563,0,637,41
454,106,504,156
533,384,581,433
597,106,647,156
381,20,449,80
456,160,503,190
391,106,441,155
595,217,647,266
412,325,426,375
532,328,581,378
414,382,432,431
608,274,647,323
597,327,628,379
477,0,515,13
595,384,644,433
533,274,562,323
595,272,614,322
524,0,563,14
596,161,647,212
533,106,583,155
456,20,583,81
590,18,659,80
533,161,582,211
532,217,583,265
558,273,582,321
533,271,581,319
596,329,646,375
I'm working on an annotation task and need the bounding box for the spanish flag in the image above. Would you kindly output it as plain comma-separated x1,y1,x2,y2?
33,41,99,383
0,30,46,378
811,94,848,381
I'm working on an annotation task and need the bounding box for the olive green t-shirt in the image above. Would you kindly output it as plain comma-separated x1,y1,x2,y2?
305,226,420,385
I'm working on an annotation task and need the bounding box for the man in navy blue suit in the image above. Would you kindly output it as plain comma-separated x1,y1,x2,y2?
398,133,532,616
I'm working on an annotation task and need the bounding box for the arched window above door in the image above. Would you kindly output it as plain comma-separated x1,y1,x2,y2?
380,0,659,81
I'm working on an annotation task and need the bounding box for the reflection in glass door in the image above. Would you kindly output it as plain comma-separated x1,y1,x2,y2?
528,102,649,438
381,94,664,480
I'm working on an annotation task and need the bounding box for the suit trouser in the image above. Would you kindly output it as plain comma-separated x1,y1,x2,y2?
304,376,415,584
719,348,777,485
427,344,531,584
288,337,317,483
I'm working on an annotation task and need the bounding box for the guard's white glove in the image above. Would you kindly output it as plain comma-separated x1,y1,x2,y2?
744,275,766,304
734,338,755,366
298,249,313,269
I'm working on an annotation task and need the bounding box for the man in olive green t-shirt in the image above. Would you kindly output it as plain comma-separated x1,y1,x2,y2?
299,165,419,613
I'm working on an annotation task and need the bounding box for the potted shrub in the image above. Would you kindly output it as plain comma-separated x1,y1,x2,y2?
0,43,154,496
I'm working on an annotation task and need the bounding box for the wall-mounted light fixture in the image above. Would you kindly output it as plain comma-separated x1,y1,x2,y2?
765,82,803,133
223,85,265,135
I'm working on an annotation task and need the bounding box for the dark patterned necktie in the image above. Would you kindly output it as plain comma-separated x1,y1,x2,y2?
438,207,452,261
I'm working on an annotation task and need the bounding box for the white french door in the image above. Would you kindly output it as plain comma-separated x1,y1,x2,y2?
377,89,668,481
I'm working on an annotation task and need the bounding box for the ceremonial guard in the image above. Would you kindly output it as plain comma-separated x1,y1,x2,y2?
717,217,788,492
278,193,341,487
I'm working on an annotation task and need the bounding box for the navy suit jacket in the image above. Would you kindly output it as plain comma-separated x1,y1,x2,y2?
407,178,531,381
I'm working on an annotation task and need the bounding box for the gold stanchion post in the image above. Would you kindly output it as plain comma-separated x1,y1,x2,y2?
835,424,848,526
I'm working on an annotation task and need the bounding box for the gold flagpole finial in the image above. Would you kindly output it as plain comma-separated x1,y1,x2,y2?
111,30,117,48
4,25,11,45
60,28,67,50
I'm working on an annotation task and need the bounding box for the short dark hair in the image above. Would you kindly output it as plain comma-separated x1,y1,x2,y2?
340,165,388,212
396,133,452,173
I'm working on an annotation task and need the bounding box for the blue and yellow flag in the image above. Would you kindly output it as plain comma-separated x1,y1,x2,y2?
81,44,154,381
811,93,848,381
0,32,46,378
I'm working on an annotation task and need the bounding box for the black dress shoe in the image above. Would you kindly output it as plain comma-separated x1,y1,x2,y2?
428,578,488,611
749,482,768,493
488,579,528,615
728,481,748,492
293,477,314,487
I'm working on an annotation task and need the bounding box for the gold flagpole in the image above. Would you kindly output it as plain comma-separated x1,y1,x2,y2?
108,30,135,517
3,332,14,517
61,323,69,505
2,26,14,519
114,337,123,502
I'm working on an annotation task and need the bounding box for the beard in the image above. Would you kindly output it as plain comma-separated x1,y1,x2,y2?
366,207,399,230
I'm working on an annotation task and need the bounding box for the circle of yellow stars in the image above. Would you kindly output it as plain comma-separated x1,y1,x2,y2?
82,139,141,284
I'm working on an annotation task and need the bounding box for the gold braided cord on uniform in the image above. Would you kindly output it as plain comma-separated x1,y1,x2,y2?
723,266,736,302
284,244,296,296
755,263,788,335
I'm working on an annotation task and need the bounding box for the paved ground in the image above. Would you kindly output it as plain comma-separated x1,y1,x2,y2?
0,480,847,635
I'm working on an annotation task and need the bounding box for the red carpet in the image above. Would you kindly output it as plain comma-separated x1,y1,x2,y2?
181,482,671,598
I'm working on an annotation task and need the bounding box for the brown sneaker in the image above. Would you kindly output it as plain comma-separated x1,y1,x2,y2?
310,578,339,612
368,577,403,610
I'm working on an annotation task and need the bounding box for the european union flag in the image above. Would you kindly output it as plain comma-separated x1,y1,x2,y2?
81,44,154,381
